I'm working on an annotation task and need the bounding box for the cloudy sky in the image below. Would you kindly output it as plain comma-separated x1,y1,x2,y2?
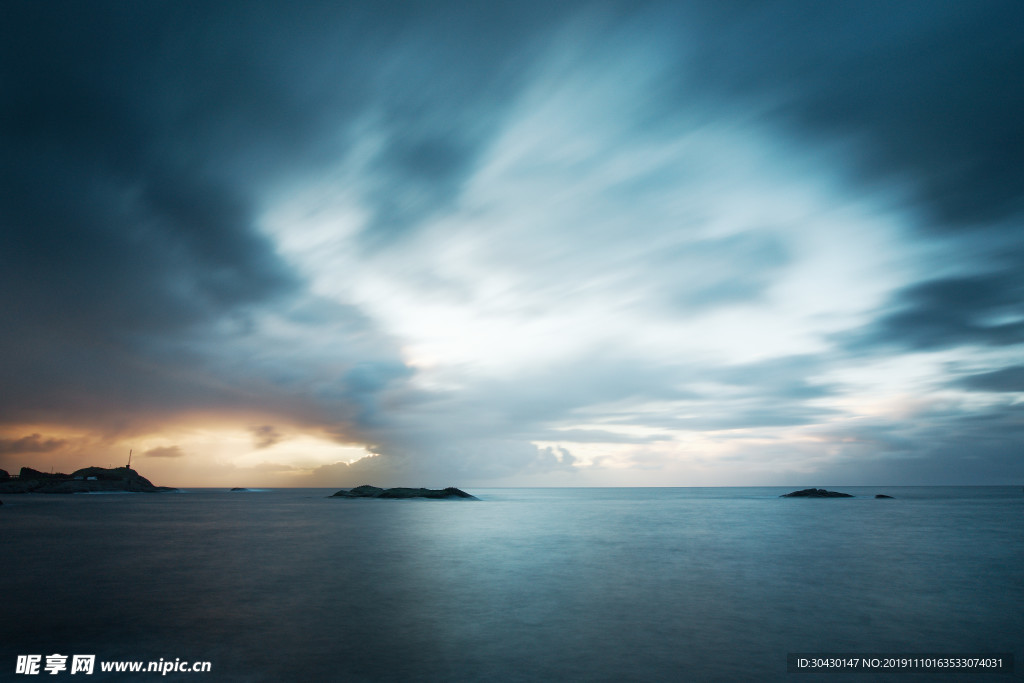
2,1,1022,487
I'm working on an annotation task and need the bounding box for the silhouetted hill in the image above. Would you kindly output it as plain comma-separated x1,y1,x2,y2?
0,466,176,494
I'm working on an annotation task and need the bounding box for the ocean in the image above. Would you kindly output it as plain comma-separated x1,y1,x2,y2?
2,487,1021,681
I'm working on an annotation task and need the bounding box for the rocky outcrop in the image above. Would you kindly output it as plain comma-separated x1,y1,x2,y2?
19,466,71,480
781,488,853,498
330,484,477,500
875,494,894,499
0,466,176,494
230,487,250,491
0,468,10,482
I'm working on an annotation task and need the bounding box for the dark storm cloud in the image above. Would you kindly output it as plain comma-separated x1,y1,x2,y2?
0,434,67,455
250,425,284,450
957,366,1024,393
674,0,1024,232
0,0,576,430
362,134,478,244
336,362,416,428
1,2,306,424
842,271,1024,352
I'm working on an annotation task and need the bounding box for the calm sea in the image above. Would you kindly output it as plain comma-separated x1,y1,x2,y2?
2,487,1021,681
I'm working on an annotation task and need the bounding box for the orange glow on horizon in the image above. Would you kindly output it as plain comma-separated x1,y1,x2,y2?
0,419,373,488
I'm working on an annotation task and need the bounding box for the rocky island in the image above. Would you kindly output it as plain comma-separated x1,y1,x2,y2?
781,488,853,498
0,466,176,494
330,484,477,500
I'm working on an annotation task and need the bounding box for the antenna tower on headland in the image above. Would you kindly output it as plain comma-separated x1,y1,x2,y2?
127,449,132,470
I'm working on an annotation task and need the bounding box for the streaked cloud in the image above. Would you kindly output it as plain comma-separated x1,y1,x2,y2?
144,446,184,459
2,1,1021,486
0,434,67,455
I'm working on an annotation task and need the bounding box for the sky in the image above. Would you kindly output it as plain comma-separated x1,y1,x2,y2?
2,0,1022,487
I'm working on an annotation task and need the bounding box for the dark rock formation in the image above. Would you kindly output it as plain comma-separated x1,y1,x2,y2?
379,487,476,499
20,466,72,480
230,487,250,491
0,468,9,482
334,485,386,497
781,488,853,498
0,466,176,494
330,484,477,500
875,494,894,499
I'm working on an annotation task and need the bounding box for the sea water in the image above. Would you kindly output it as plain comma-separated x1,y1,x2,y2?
2,487,1021,681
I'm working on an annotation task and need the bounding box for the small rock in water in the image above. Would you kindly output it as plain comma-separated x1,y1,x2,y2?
330,484,477,500
875,494,894,499
780,488,853,498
